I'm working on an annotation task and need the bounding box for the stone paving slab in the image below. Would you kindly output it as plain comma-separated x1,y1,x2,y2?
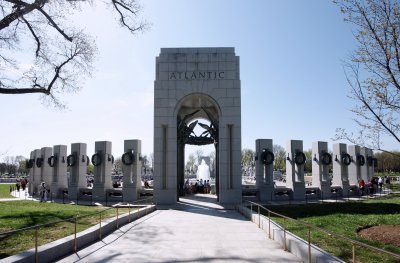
57,207,302,263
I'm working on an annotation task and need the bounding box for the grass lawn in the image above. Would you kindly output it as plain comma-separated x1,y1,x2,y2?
0,184,14,198
388,182,400,192
0,201,135,258
262,194,400,263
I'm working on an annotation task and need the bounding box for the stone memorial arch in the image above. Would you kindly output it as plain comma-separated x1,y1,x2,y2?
153,48,242,205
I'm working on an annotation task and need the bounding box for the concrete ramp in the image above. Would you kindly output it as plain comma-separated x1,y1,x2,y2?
58,196,302,262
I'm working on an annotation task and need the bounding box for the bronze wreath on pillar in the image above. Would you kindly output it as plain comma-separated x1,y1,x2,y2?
321,152,332,165
36,157,43,168
122,150,135,165
367,156,373,166
357,155,365,166
261,149,274,165
91,153,102,166
67,153,76,167
294,151,306,165
341,153,351,166
48,156,57,167
27,159,34,169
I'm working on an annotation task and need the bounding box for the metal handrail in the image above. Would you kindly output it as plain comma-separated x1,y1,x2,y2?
0,196,155,237
1,196,155,263
242,200,400,263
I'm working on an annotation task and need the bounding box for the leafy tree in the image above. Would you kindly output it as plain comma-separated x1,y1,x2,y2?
86,163,93,175
0,0,147,107
333,0,400,154
113,157,122,174
2,156,17,175
374,151,400,172
241,148,254,168
0,162,7,175
241,148,255,177
149,153,154,169
273,144,286,171
16,156,28,175
194,149,204,165
141,154,152,174
186,153,197,174
303,149,312,174
208,150,215,172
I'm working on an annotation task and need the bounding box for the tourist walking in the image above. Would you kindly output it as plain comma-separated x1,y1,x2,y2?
358,179,365,196
15,180,20,192
378,177,383,189
39,182,48,202
20,177,27,191
367,180,374,196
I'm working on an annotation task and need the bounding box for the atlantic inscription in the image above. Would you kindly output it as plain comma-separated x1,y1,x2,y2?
169,71,225,80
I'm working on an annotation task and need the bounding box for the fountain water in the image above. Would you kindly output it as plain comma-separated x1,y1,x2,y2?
197,159,211,181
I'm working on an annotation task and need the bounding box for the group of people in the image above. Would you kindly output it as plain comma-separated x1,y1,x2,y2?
14,177,48,202
15,177,28,192
185,178,211,194
358,176,391,196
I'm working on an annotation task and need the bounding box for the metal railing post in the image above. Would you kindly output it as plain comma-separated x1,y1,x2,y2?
268,210,271,239
128,204,131,223
99,212,102,240
116,207,119,229
308,226,311,263
250,203,253,222
74,216,77,253
35,226,38,263
352,242,356,263
283,218,287,251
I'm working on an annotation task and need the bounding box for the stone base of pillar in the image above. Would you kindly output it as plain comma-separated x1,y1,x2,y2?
319,181,331,199
123,184,138,202
154,189,177,204
341,181,350,196
50,184,61,198
92,186,105,201
259,185,274,201
219,189,241,205
291,182,306,200
68,186,79,202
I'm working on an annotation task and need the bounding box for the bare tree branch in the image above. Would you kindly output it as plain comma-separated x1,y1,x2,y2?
334,0,400,152
0,0,147,107
20,15,40,57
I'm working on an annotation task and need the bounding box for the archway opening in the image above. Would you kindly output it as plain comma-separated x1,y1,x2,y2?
183,119,217,200
176,95,220,202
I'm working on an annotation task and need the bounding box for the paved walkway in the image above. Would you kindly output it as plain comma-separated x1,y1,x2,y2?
57,195,302,263
1,188,31,201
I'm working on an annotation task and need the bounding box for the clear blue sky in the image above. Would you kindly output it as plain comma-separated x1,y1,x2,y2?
1,0,396,159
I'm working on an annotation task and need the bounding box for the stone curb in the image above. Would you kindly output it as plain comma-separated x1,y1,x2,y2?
237,205,345,263
0,205,156,263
